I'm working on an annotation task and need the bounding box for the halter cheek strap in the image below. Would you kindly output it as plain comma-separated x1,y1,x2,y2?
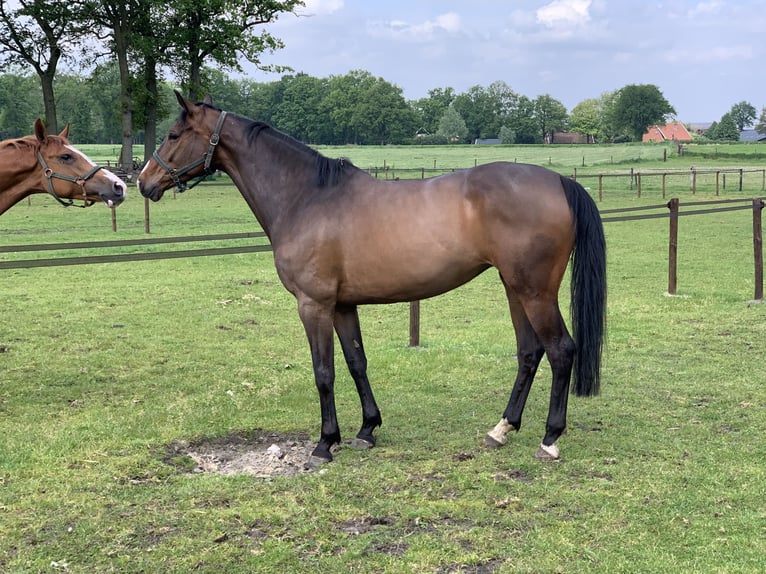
37,152,105,208
153,110,227,193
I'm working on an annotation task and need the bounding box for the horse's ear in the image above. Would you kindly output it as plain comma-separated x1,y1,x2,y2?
203,94,213,106
175,90,191,113
34,118,47,142
58,122,70,140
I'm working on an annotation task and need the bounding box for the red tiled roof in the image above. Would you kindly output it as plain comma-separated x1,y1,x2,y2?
642,122,692,142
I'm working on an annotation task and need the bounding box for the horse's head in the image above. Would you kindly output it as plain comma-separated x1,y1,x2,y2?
34,119,127,208
138,91,225,201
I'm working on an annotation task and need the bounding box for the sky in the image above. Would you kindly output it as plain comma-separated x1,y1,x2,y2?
241,0,766,124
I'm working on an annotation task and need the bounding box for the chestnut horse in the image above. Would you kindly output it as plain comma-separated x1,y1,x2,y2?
0,119,126,215
139,93,606,468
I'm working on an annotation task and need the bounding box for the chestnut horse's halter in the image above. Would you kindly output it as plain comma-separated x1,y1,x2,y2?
37,151,107,208
152,111,228,194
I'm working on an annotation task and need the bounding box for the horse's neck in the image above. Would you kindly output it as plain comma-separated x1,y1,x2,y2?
221,131,316,239
0,143,38,215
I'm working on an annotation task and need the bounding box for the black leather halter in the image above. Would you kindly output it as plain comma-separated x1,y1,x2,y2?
152,111,227,193
37,151,105,207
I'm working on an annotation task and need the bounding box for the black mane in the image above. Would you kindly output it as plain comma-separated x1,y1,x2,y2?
248,121,356,188
189,102,356,188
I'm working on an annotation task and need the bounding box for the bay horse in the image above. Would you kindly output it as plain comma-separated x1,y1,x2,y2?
0,119,127,216
138,92,606,468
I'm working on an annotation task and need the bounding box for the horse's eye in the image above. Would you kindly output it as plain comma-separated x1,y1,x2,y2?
168,132,179,141
60,153,73,162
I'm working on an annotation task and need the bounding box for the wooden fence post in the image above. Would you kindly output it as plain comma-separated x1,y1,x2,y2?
598,174,603,202
753,198,764,301
667,198,679,295
409,300,420,347
111,207,117,232
144,197,151,234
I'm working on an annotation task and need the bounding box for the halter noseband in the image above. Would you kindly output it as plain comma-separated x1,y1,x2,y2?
152,111,227,193
37,151,106,208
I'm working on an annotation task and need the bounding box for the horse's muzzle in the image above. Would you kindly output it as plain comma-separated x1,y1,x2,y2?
137,178,164,202
101,180,127,208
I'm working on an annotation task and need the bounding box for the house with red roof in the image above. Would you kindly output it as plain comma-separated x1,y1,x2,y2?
642,122,692,142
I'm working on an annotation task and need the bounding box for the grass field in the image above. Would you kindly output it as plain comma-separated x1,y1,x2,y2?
1,144,765,572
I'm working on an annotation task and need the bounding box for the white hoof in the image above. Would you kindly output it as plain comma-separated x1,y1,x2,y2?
485,419,514,447
534,442,560,461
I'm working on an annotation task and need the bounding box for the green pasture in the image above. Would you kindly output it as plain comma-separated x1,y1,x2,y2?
1,145,765,572
81,140,766,174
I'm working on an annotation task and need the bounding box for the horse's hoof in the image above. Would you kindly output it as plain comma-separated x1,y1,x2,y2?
483,434,505,448
350,437,374,450
304,455,332,470
534,443,560,461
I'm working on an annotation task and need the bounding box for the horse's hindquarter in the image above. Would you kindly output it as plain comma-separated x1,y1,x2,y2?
274,163,574,305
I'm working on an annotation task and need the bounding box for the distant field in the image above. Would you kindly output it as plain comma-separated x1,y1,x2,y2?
80,141,766,173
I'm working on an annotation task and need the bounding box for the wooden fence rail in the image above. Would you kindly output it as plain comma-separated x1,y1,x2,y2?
2,199,763,345
365,165,766,202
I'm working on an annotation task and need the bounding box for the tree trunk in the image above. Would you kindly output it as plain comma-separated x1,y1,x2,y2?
188,51,203,102
40,68,58,132
143,54,158,163
114,26,133,170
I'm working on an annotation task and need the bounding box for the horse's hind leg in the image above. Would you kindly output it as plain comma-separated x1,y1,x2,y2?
334,304,382,448
520,296,575,460
485,292,545,448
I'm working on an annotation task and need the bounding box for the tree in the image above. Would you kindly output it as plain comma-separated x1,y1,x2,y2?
729,101,756,131
85,0,143,169
436,105,468,143
131,0,175,159
452,85,499,142
595,90,624,142
0,73,41,138
0,1,88,132
705,121,719,140
272,74,331,143
715,112,739,141
505,95,538,143
351,78,418,144
569,98,600,143
534,94,568,143
613,84,676,141
323,70,376,144
756,106,766,135
499,125,515,144
85,62,125,144
412,87,455,136
166,0,302,101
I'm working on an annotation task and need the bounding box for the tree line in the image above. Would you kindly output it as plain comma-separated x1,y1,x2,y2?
1,1,762,169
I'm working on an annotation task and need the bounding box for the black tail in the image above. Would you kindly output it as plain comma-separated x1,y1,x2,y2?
560,175,607,396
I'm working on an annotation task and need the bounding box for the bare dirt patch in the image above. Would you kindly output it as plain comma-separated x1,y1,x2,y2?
165,429,315,478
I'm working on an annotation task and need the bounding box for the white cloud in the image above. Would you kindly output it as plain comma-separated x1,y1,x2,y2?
536,0,592,28
299,0,344,16
368,12,462,41
687,1,722,18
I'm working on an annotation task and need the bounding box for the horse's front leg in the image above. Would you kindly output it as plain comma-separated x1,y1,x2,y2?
334,304,382,448
298,298,340,468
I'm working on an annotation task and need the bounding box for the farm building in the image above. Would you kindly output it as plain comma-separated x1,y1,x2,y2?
739,129,766,142
642,122,693,142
